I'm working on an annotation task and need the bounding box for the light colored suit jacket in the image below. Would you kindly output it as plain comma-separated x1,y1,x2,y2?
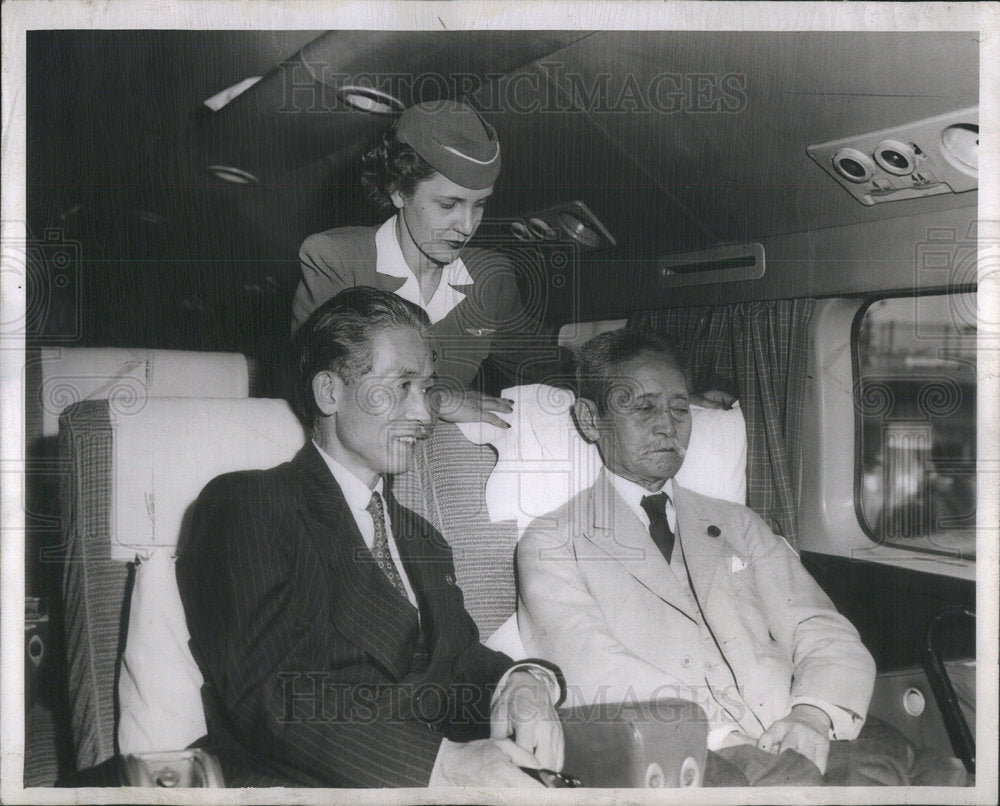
517,468,876,746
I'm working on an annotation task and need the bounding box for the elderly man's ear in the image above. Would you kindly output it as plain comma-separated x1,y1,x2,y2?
311,370,343,417
572,397,602,443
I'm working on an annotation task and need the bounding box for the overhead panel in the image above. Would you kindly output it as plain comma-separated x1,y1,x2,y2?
675,32,979,238
807,108,979,205
192,31,589,184
529,31,979,257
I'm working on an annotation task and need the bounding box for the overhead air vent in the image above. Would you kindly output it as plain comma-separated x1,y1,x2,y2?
658,243,764,288
509,201,616,251
808,108,978,206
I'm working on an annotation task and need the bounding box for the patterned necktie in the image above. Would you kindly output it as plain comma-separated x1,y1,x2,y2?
366,492,409,601
640,492,675,564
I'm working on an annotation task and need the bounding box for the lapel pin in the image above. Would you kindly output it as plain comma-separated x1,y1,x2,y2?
707,525,721,537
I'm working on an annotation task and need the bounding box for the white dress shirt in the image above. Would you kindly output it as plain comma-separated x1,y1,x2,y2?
608,473,677,544
313,440,419,609
374,215,473,324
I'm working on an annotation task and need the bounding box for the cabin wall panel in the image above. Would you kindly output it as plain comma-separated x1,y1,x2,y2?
564,202,978,323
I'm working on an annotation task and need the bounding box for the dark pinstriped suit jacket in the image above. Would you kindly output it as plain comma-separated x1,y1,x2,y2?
176,442,515,787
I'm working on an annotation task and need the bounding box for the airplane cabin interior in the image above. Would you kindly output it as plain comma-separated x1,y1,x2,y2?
8,22,992,798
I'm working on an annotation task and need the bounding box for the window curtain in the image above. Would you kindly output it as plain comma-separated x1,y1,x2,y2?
631,299,815,549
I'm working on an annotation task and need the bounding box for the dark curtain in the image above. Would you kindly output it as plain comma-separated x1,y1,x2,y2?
631,299,815,549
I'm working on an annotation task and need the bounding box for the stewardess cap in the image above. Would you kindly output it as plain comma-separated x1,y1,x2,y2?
395,100,501,189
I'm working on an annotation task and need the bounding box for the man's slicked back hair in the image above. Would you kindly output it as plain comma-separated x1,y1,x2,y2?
576,328,688,414
293,286,430,428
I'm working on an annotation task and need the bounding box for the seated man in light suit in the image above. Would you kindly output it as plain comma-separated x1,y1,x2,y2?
517,328,878,784
177,287,565,788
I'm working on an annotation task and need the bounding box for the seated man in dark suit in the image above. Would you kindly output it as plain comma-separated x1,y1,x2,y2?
177,287,564,788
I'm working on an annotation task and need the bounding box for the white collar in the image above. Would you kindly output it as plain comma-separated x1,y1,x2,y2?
374,215,474,304
312,439,383,512
607,471,674,526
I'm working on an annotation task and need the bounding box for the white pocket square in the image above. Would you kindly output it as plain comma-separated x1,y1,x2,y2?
730,555,748,573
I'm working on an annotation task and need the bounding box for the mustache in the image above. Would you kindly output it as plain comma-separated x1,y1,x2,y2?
643,438,687,458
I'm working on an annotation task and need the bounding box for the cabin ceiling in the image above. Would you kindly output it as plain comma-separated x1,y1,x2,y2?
26,30,979,356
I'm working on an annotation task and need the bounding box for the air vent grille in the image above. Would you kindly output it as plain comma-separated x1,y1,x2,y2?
807,108,978,206
509,201,616,252
658,243,764,288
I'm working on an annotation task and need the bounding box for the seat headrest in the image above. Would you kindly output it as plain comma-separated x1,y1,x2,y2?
38,348,250,438
457,384,747,531
110,398,303,561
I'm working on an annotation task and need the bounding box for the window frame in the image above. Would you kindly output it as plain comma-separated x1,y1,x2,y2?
797,297,974,581
850,292,978,561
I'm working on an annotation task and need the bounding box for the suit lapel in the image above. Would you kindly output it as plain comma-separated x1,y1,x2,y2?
290,444,420,680
673,486,727,606
383,489,471,663
583,469,698,624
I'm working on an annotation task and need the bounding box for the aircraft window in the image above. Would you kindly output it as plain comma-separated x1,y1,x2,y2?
854,293,977,560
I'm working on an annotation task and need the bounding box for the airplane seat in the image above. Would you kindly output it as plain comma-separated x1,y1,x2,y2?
27,347,252,441
24,348,252,786
390,423,520,639
57,386,740,786
57,394,520,778
58,397,303,776
27,347,253,596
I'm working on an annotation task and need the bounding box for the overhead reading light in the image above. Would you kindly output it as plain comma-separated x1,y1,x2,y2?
941,124,978,177
206,165,260,185
807,107,978,206
336,86,404,116
203,77,263,112
558,211,601,249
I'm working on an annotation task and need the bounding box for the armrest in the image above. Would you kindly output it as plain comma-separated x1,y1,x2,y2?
560,699,708,788
923,606,976,774
122,749,224,788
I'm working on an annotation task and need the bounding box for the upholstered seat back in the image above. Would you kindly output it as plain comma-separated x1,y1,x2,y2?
391,424,519,638
59,390,746,770
59,398,301,769
29,347,251,446
59,398,498,769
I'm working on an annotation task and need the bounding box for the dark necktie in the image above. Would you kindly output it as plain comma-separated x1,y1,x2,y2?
640,492,675,564
366,492,410,601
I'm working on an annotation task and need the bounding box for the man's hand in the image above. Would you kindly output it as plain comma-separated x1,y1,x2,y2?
757,704,832,774
490,670,565,772
432,386,513,428
430,737,545,787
